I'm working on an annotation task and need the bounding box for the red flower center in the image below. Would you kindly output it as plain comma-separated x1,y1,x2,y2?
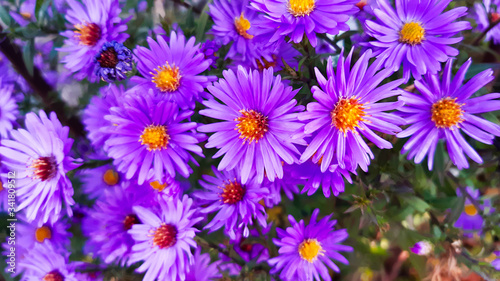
75,22,101,46
123,214,140,230
43,270,65,281
153,224,178,249
98,48,119,68
220,180,245,204
31,156,56,181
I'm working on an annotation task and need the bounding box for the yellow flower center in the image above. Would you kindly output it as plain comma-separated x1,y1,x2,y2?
151,63,181,92
35,226,52,243
399,22,425,45
288,0,315,17
102,169,120,186
74,22,101,46
150,180,168,192
464,204,478,216
431,97,463,128
235,109,269,143
140,125,170,151
331,97,367,133
234,13,254,39
298,238,324,263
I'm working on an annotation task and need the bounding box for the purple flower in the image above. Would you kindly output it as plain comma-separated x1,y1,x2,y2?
268,209,352,281
473,0,500,45
83,185,147,265
9,0,36,27
185,247,223,281
209,0,267,62
263,164,301,207
131,31,214,109
127,175,183,203
94,41,133,82
492,251,500,270
78,164,122,199
82,84,126,149
18,243,77,281
16,215,72,256
0,82,18,139
397,59,500,169
58,0,129,82
453,187,494,237
251,0,359,47
0,111,81,224
410,241,433,255
231,41,300,73
127,195,202,281
193,167,268,239
0,165,10,212
199,67,306,184
199,39,221,70
104,93,204,184
365,0,471,80
298,50,405,172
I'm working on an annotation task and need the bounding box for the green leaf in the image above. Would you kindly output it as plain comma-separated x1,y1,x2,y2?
465,63,500,80
23,39,35,76
195,2,210,41
35,0,44,20
445,195,465,224
401,194,431,213
0,5,11,27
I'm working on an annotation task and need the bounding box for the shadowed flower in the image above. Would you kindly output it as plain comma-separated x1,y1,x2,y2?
397,59,500,169
104,93,204,184
0,82,18,139
94,41,133,82
132,31,214,109
58,0,129,82
199,67,306,184
364,0,470,80
193,167,268,239
298,50,405,172
410,241,433,256
185,247,223,281
251,0,359,47
0,111,81,224
453,187,494,237
18,243,77,281
78,164,122,199
127,195,202,281
268,209,353,281
473,0,500,45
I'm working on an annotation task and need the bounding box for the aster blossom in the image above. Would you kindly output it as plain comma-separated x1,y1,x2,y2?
251,0,359,47
0,82,18,139
453,187,494,237
127,195,202,281
473,0,500,45
185,247,223,281
364,0,471,80
193,167,268,239
199,67,305,184
18,243,77,281
104,93,205,185
58,0,129,82
397,58,500,169
298,50,405,172
78,164,122,199
268,208,353,281
0,111,81,224
94,41,133,82
132,31,214,109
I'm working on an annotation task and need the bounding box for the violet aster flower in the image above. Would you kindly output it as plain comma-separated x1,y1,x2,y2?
194,167,268,239
0,165,9,212
127,174,183,203
58,0,129,82
199,39,221,70
104,93,204,184
397,59,500,169
78,164,122,199
263,164,301,207
410,241,433,256
82,84,126,149
131,31,214,109
474,0,500,44
0,111,81,224
492,251,500,270
199,67,306,184
0,82,18,139
185,247,223,281
209,0,267,63
268,209,353,281
453,187,494,237
231,41,300,72
365,0,471,81
127,195,202,281
298,50,405,172
83,185,147,265
18,243,77,281
251,0,359,47
16,215,72,256
94,41,133,82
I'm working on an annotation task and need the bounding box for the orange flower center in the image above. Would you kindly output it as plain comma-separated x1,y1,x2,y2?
103,169,120,186
256,55,278,71
150,180,168,192
75,22,101,46
221,180,245,204
35,226,52,243
153,224,178,249
234,13,254,39
235,109,269,143
330,97,367,133
151,63,181,92
140,125,170,151
356,0,368,10
288,0,315,17
464,204,478,216
43,270,64,281
431,97,463,128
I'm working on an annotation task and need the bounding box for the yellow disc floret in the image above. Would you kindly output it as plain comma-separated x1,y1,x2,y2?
330,97,367,133
140,125,170,151
399,22,425,45
234,13,254,39
151,62,181,92
431,97,463,128
235,109,269,143
298,238,324,263
288,0,315,17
